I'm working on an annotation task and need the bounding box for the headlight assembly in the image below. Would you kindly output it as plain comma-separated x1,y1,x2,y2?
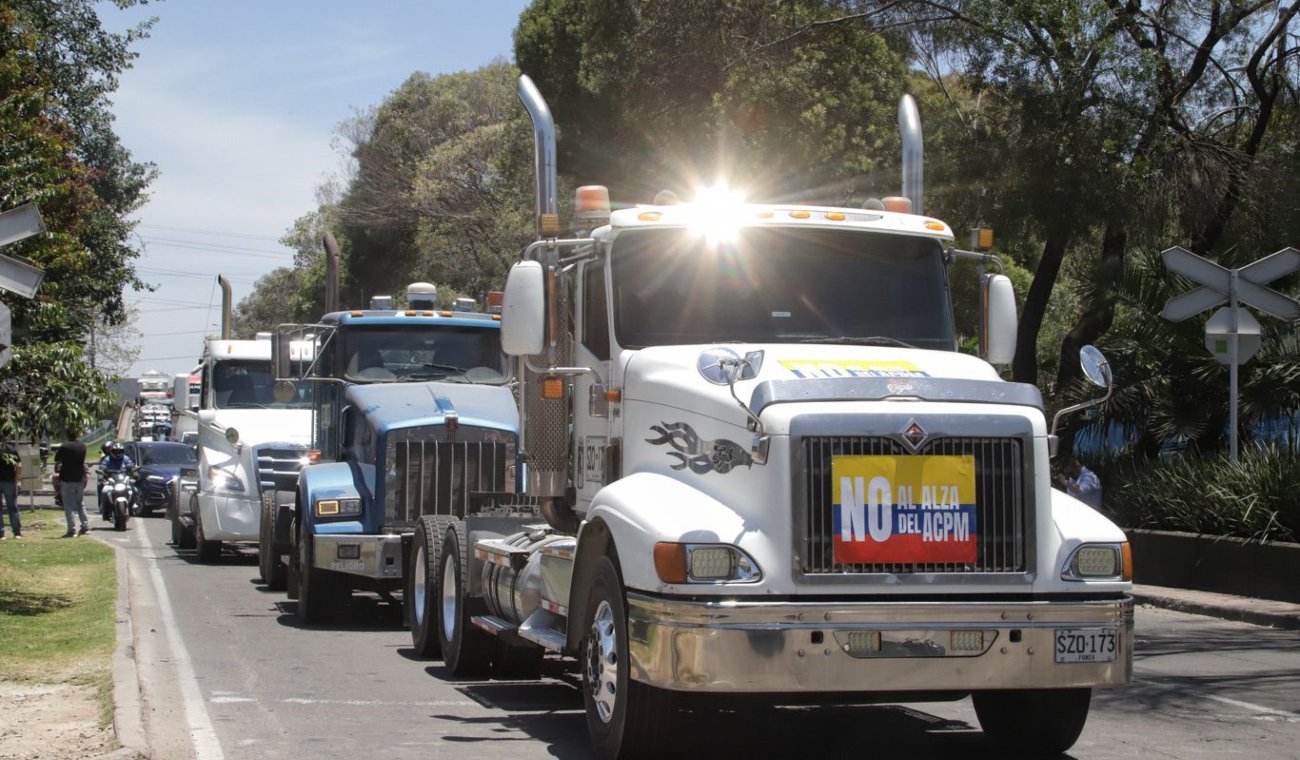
653,542,762,584
315,497,361,517
1061,542,1131,582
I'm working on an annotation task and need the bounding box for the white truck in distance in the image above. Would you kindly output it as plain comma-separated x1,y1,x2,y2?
189,335,312,562
408,75,1132,760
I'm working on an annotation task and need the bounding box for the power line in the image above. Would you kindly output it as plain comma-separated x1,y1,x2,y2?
139,236,295,259
136,223,283,242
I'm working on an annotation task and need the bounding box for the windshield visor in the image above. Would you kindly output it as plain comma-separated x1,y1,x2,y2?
342,325,506,384
610,227,956,350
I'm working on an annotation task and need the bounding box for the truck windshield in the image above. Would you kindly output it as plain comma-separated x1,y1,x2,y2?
342,325,507,384
212,360,312,409
610,227,956,350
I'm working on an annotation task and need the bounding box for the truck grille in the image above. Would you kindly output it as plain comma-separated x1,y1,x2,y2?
255,445,309,495
390,436,512,526
799,436,1027,575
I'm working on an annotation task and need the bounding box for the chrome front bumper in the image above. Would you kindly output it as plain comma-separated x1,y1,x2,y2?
312,534,404,580
627,594,1133,693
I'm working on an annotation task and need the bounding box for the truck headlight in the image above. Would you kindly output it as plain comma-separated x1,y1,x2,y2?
316,497,361,517
207,465,244,493
1061,542,1130,582
653,542,762,584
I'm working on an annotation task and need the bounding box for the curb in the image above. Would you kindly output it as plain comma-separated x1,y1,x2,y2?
98,539,151,759
1132,585,1300,631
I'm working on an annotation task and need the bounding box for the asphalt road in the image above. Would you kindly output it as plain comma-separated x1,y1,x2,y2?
104,512,1300,760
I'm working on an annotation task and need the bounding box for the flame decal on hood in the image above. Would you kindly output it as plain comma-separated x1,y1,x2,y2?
646,422,753,475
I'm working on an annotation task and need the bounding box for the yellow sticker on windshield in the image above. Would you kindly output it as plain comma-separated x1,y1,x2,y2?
780,359,930,379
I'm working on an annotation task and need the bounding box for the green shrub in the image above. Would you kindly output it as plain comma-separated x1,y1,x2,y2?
1110,446,1300,543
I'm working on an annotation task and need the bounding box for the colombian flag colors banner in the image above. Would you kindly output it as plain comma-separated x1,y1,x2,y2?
831,455,978,565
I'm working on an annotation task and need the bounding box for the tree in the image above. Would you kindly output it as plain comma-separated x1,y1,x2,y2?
0,1,156,436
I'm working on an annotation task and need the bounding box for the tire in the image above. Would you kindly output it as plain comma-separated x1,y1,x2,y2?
195,505,222,563
582,556,677,760
259,492,287,591
170,504,182,545
114,500,128,531
176,494,197,550
435,521,492,677
408,516,454,658
296,532,345,624
973,688,1092,757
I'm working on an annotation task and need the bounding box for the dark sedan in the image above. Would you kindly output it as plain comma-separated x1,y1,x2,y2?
123,441,198,515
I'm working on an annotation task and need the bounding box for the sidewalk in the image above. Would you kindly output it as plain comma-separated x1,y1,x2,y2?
1132,583,1300,631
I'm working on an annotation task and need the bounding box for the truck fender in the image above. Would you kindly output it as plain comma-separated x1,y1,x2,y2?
564,518,615,654
1045,487,1130,592
584,472,750,593
297,462,362,532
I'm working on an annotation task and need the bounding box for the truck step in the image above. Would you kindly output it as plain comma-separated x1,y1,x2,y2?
518,608,567,653
470,615,516,637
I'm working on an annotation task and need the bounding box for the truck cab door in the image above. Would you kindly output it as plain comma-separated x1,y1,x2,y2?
573,254,613,511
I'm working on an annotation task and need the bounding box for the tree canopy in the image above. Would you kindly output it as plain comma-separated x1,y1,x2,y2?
0,0,155,440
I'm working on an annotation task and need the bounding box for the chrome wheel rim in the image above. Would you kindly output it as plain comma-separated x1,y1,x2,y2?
585,599,618,724
412,544,427,626
441,550,456,641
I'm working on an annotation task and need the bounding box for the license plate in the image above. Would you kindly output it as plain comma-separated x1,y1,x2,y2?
1054,628,1118,663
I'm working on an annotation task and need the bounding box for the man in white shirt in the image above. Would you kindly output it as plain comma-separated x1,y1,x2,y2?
1058,457,1103,511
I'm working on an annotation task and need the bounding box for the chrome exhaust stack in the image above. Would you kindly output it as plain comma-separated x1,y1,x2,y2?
898,94,924,216
517,75,560,239
218,275,232,339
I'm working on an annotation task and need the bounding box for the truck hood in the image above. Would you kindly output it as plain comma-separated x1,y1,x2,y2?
201,409,312,447
623,344,1006,427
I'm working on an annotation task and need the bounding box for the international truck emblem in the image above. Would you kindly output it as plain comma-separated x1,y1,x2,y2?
901,420,928,451
646,422,752,475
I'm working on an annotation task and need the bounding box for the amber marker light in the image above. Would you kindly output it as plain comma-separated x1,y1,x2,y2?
789,210,811,219
638,211,662,222
653,542,688,584
825,212,846,221
541,376,564,400
605,389,621,402
1122,542,1133,582
755,210,774,219
307,449,322,464
924,220,946,231
350,310,364,317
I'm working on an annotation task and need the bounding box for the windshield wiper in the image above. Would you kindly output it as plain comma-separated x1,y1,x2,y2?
419,362,470,373
798,336,919,349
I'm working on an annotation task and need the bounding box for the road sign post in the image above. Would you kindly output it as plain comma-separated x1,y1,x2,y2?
1162,246,1300,462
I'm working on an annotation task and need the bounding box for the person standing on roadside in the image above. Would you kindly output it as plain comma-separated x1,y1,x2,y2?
1057,456,1103,511
53,428,89,536
0,442,21,539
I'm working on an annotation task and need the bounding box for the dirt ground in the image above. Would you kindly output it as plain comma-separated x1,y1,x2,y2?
0,681,114,759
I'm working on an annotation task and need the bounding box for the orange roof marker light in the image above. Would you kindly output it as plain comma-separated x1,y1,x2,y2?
638,211,662,222
575,185,611,224
789,210,811,219
825,212,846,221
924,220,946,231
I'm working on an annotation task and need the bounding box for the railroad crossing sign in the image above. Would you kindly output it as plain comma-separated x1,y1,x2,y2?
1162,246,1300,322
1161,245,1300,462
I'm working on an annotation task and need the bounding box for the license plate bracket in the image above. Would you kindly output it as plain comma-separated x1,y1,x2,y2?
1054,627,1118,663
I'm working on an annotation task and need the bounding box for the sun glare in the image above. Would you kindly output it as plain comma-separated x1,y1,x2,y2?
689,182,747,243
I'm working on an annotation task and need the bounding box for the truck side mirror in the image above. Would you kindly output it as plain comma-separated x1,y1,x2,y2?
981,273,1017,365
501,260,546,357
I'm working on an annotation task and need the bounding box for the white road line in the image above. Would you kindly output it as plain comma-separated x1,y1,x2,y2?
132,527,226,760
282,697,478,707
1201,694,1300,722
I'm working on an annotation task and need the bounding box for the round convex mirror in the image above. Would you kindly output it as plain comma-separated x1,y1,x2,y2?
1079,345,1112,388
273,379,298,404
224,426,241,446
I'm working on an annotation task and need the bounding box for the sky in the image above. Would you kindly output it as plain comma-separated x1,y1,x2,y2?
97,0,533,379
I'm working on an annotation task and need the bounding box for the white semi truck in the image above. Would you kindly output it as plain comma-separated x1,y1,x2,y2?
404,76,1133,759
182,282,314,563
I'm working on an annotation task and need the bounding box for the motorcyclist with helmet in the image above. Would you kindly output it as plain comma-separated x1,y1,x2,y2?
97,442,135,519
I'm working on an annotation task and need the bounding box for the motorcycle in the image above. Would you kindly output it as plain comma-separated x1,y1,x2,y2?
98,468,139,532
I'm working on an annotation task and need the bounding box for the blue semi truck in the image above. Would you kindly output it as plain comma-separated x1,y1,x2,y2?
268,299,529,624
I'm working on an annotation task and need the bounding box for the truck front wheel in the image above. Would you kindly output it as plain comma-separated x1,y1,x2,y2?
973,688,1092,756
259,493,287,591
435,522,492,676
409,516,453,657
296,534,346,624
194,505,222,563
582,556,676,760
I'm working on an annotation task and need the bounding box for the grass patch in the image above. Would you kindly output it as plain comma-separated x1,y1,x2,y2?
0,509,116,683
